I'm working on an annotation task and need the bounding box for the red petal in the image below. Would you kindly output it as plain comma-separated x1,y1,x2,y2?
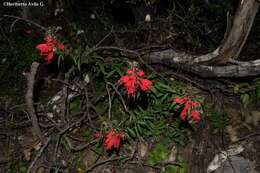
180,101,191,121
127,86,136,96
36,43,53,54
53,39,65,52
124,76,137,96
45,52,54,63
192,101,199,108
119,76,129,84
53,39,58,44
138,78,152,92
137,70,145,77
57,43,65,52
127,69,134,75
190,110,201,122
180,109,187,121
104,129,124,150
173,96,188,104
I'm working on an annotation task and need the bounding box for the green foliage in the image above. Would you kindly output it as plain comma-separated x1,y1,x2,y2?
67,153,84,171
240,93,251,107
208,111,229,134
69,97,81,113
124,79,186,143
6,161,28,173
253,77,260,99
125,107,167,139
233,83,250,94
161,119,185,146
82,130,92,141
148,143,168,165
148,144,188,173
231,79,260,106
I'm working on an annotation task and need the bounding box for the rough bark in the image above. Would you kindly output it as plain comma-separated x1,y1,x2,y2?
25,62,44,142
207,0,259,64
148,51,260,77
146,0,260,77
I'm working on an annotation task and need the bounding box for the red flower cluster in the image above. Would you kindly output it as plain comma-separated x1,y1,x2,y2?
104,129,124,150
36,35,64,63
93,129,124,151
173,96,202,122
119,68,152,97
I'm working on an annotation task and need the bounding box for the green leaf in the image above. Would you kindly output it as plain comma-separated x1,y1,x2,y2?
240,93,251,106
127,128,136,138
233,84,240,94
148,144,168,165
256,86,260,99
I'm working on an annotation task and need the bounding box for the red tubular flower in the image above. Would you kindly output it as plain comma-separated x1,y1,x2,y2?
190,110,201,122
119,75,137,97
104,129,124,150
119,67,152,97
137,70,145,77
173,96,203,122
180,101,191,121
138,78,152,92
36,43,53,55
45,52,54,62
173,96,188,104
36,35,65,63
57,42,65,52
36,43,54,62
191,101,199,108
53,39,65,52
127,69,134,75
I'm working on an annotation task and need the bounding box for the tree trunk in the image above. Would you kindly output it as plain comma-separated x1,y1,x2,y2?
207,0,259,64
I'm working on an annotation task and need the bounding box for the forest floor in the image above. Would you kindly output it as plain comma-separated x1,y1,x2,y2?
0,76,260,173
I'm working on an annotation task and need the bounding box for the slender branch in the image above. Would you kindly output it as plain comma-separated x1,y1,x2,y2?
105,83,112,120
95,27,114,47
83,46,139,58
3,14,47,31
234,132,260,143
85,156,131,173
83,83,94,128
25,62,44,142
71,139,98,152
107,82,129,113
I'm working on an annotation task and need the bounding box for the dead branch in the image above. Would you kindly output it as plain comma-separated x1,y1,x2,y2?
3,14,46,31
148,55,260,77
25,62,44,142
85,156,131,173
145,0,260,77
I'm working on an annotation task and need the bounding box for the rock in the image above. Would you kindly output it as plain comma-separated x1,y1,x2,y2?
138,139,148,158
215,156,257,173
